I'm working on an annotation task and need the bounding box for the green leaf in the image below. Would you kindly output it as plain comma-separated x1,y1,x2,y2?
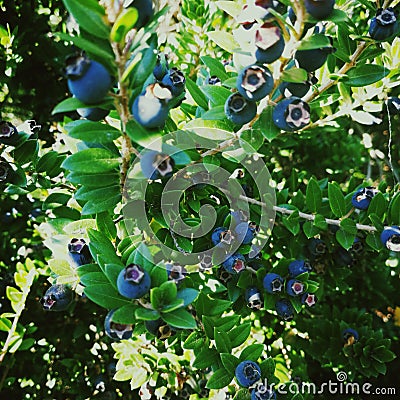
96,211,117,240
328,182,347,217
150,265,168,288
111,303,137,324
297,34,332,50
240,129,264,153
193,347,220,368
206,368,233,389
303,220,320,238
344,64,390,87
336,228,356,250
80,272,109,286
239,343,264,362
201,105,226,120
366,232,383,251
75,185,120,202
228,323,251,348
367,192,386,219
104,263,124,289
215,329,232,353
215,1,242,18
62,0,110,39
177,288,199,306
110,7,138,42
306,177,322,213
388,192,400,225
185,78,209,110
66,171,119,187
184,331,205,350
81,194,121,215
340,218,357,235
66,120,121,143
206,31,239,53
220,353,239,372
200,85,232,107
281,68,308,83
260,357,275,379
233,389,252,400
135,307,160,321
62,148,120,173
84,284,132,308
150,281,177,310
88,229,123,266
161,308,197,329
283,210,300,235
253,106,280,142
201,56,229,81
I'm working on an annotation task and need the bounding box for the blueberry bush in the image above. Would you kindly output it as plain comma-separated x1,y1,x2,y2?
1,0,400,399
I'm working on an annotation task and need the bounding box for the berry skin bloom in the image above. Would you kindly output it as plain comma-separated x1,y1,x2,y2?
369,8,399,41
351,187,378,210
255,23,285,64
263,273,284,294
222,253,246,274
246,287,263,311
273,97,311,132
304,0,336,20
0,121,19,146
68,238,92,267
251,382,277,400
380,226,400,252
116,264,151,299
104,309,133,340
237,65,274,102
275,298,294,321
40,284,74,311
235,360,262,387
288,260,313,277
225,93,257,126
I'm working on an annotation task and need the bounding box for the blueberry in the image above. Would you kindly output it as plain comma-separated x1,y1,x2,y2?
132,83,172,129
237,65,274,102
140,150,175,180
211,227,234,246
161,68,186,97
288,260,312,277
104,309,133,340
288,8,314,32
351,186,378,210
380,226,400,252
228,209,249,225
77,107,109,121
225,93,257,125
0,121,19,146
245,287,262,311
130,0,154,29
235,222,259,245
279,80,313,98
68,238,92,267
66,54,112,104
198,252,213,270
263,273,284,294
166,263,187,284
153,53,169,80
40,284,74,311
222,253,246,274
301,293,317,307
145,318,173,339
308,238,327,256
116,264,151,299
208,75,221,85
255,23,285,64
304,0,335,20
275,298,294,321
0,160,11,184
386,96,400,115
350,237,364,255
342,328,359,346
286,279,305,296
235,360,261,387
251,383,277,400
294,41,336,72
369,8,399,41
273,97,310,131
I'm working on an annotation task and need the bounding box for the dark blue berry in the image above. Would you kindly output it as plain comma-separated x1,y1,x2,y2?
222,253,246,274
235,360,261,387
225,93,257,125
211,227,234,246
237,65,274,102
235,222,258,245
279,80,312,98
140,150,175,180
304,0,335,20
104,309,134,340
130,0,154,29
351,186,378,210
308,238,327,256
117,264,151,299
66,54,112,104
161,68,186,97
273,97,310,131
77,107,109,121
153,53,169,80
68,238,92,267
301,292,317,307
145,318,173,339
275,298,294,320
245,287,262,310
386,96,400,115
380,226,400,252
40,284,74,311
288,260,312,277
286,279,305,296
342,328,359,345
0,160,11,184
166,263,187,284
208,75,221,85
131,83,172,129
255,23,285,64
369,8,399,41
0,121,19,146
294,41,336,72
263,273,284,294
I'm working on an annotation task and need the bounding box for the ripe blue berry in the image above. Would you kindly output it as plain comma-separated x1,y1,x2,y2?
350,237,363,255
263,273,284,294
235,222,259,245
66,54,112,104
222,253,246,274
369,8,399,41
225,93,257,125
294,41,335,72
288,260,312,277
0,121,19,146
273,97,310,131
304,0,335,20
235,360,261,387
308,238,327,256
40,284,74,311
130,0,154,29
386,96,400,115
275,298,294,321
153,53,169,80
117,264,151,299
245,287,263,311
279,74,318,98
211,227,234,246
237,65,274,102
145,318,173,339
255,23,285,64
166,263,187,284
198,252,213,270
286,279,305,296
380,226,400,252
251,383,277,400
255,0,287,15
140,150,175,180
0,160,11,184
77,107,109,121
351,186,378,210
342,328,359,346
68,238,92,267
301,293,317,307
161,68,186,97
104,309,133,340
132,83,172,129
